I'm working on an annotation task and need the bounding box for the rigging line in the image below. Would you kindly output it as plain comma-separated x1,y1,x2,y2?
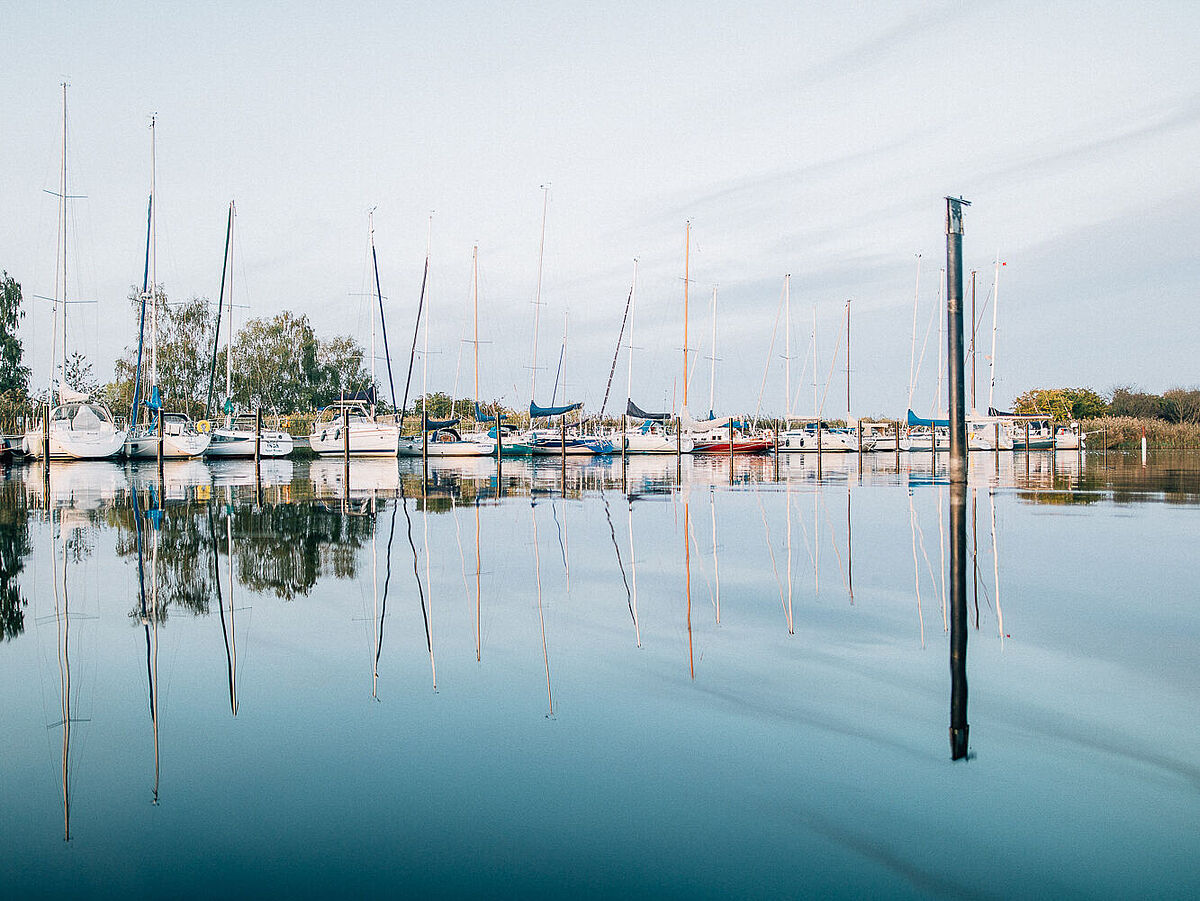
371,232,398,410
601,493,634,626
907,254,922,411
907,494,927,649
205,204,233,419
685,504,715,620
754,486,791,634
400,492,434,683
912,287,939,411
400,256,430,420
753,279,787,423
599,286,633,418
626,496,641,648
816,304,848,417
912,496,943,633
550,498,568,584
130,194,153,424
207,507,235,713
376,502,398,687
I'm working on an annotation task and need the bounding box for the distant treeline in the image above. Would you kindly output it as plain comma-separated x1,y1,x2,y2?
1014,386,1200,424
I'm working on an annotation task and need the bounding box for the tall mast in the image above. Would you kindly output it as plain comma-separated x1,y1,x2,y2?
149,115,158,394
422,215,431,415
988,253,1001,411
226,202,235,420
369,210,377,404
625,258,637,408
936,268,945,414
530,184,549,402
682,221,690,409
784,274,791,422
205,202,234,420
845,298,852,420
369,209,397,412
811,306,818,418
472,244,479,406
907,253,921,411
60,82,69,389
708,285,717,416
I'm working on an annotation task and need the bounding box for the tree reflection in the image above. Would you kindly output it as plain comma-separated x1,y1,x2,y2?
0,478,32,641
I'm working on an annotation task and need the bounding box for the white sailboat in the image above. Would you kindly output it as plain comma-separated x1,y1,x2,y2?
204,201,293,458
22,85,126,460
310,211,400,456
124,115,210,459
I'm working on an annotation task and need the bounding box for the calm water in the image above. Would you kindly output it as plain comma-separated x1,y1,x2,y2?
2,451,1198,899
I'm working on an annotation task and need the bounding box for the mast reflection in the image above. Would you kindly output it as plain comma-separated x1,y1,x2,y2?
949,480,970,761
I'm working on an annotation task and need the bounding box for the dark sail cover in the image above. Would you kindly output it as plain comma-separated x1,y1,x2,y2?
423,417,460,431
530,401,583,418
626,399,670,421
987,406,1015,417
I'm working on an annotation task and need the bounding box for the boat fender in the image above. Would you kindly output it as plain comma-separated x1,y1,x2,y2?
196,420,211,433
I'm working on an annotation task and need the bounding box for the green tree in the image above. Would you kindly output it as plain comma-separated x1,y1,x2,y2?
0,271,30,402
1013,387,1108,420
108,287,215,420
315,333,374,408
230,311,323,413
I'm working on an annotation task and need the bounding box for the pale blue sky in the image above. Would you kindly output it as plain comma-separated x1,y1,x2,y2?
3,1,1197,415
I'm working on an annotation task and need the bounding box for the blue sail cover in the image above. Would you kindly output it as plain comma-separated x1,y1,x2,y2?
145,385,163,411
474,403,507,423
907,409,949,428
423,417,460,431
530,401,582,418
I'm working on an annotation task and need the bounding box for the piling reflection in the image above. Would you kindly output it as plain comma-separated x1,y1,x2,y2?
949,480,970,761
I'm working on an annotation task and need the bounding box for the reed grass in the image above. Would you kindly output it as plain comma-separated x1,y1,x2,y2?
1081,416,1200,449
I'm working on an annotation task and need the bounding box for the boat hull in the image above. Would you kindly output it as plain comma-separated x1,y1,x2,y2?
22,428,127,460
397,436,496,457
205,428,294,458
125,432,211,458
309,422,399,456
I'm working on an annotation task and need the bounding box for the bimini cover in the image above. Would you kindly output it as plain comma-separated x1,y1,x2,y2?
626,399,670,421
907,409,949,428
423,417,460,431
530,401,582,418
474,403,507,423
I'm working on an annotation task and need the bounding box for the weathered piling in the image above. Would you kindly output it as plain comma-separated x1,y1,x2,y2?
946,197,970,759
41,404,50,464
156,408,163,471
254,408,262,463
894,421,901,468
342,407,350,462
946,196,969,485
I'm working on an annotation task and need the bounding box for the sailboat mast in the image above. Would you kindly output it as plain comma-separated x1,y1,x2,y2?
226,202,235,419
988,253,1001,410
530,185,549,403
472,244,479,406
369,211,377,406
784,275,791,422
845,299,851,420
682,221,690,409
708,286,717,416
969,269,977,412
421,216,431,418
205,203,233,420
907,253,921,411
60,82,69,389
811,306,818,418
626,258,637,408
150,116,157,394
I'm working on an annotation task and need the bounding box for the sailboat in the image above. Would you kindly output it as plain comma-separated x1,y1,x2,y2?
512,188,611,456
681,224,769,455
621,259,694,453
781,297,869,452
124,116,210,459
203,202,293,457
21,85,126,460
397,242,494,457
309,211,400,456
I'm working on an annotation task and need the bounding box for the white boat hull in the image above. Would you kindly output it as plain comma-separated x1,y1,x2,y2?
22,427,127,460
397,435,496,457
125,431,211,458
205,428,294,457
621,431,694,453
309,422,399,456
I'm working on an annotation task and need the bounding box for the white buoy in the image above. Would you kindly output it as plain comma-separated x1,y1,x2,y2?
1141,426,1148,465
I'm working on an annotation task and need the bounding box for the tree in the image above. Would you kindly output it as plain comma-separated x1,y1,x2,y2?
1013,387,1108,421
0,271,30,400
315,333,374,409
1110,386,1166,420
63,351,99,395
108,286,215,420
1161,387,1200,424
230,311,323,413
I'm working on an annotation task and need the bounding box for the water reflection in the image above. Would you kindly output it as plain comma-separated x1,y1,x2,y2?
2,452,1198,897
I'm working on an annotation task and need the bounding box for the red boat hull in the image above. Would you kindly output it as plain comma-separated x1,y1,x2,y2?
691,439,772,454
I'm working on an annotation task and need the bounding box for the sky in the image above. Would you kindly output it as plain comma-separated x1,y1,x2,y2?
3,0,1198,417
